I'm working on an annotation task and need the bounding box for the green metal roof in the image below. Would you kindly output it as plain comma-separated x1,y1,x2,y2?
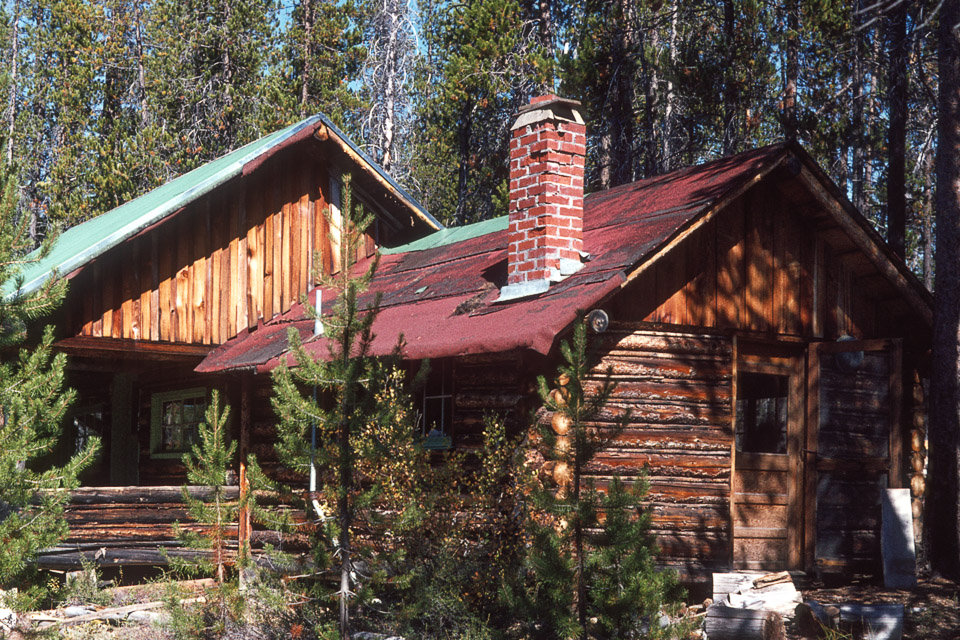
380,215,507,255
8,114,439,298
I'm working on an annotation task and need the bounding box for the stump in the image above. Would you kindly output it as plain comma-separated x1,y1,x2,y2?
704,604,785,640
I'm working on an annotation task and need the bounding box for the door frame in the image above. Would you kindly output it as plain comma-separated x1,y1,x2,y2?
732,337,807,571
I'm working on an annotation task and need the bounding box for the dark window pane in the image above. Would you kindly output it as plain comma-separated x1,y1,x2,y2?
736,372,789,454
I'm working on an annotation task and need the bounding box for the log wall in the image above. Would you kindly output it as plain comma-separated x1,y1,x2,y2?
63,144,385,346
57,486,239,553
584,325,734,577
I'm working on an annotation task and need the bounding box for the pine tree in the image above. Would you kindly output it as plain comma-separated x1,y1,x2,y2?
0,159,99,588
272,173,420,638
172,390,242,584
410,0,550,225
278,0,366,130
145,0,277,174
513,319,683,639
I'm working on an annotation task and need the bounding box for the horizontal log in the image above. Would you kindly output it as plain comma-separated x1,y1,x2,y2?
593,330,733,356
65,486,241,505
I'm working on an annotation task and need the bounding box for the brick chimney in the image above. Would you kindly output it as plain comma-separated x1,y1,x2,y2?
500,94,586,302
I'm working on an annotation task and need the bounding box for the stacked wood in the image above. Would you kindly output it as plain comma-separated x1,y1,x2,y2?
713,571,801,619
704,604,784,640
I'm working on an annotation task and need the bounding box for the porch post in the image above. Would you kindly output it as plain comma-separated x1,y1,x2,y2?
109,372,138,486
238,375,252,556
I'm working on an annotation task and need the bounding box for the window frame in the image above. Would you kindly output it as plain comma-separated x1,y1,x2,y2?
149,387,208,459
420,359,453,450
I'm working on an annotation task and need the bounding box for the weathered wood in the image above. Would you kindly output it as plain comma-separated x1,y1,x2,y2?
704,605,785,640
66,486,241,504
881,488,916,588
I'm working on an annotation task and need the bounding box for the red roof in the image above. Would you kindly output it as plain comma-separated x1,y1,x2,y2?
196,143,791,374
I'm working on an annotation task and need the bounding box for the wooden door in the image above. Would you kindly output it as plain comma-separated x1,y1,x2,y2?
732,342,805,571
805,339,902,574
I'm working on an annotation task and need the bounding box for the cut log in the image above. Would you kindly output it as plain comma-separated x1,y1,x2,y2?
794,601,840,637
704,605,785,640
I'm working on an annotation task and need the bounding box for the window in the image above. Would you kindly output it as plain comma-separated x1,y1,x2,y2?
735,372,788,454
420,360,453,450
150,388,207,459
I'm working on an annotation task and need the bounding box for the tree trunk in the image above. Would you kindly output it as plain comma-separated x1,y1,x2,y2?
6,0,19,166
662,0,678,169
338,409,352,637
722,0,737,155
783,0,798,140
923,145,934,290
133,0,149,126
886,1,908,258
609,0,636,186
851,0,866,213
300,0,313,118
929,0,960,581
639,22,659,176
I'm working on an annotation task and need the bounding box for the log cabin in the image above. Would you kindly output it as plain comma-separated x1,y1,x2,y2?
26,96,930,584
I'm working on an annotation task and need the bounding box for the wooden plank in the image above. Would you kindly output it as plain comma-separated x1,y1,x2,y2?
716,198,745,329
289,183,301,305
281,199,292,312
80,270,94,336
204,203,214,344
298,164,310,298
237,191,249,334
227,195,239,339
313,164,326,284
795,166,932,326
272,180,283,316
218,193,231,343
246,178,261,330
158,225,172,341
193,202,207,344
621,156,785,291
176,213,192,343
329,174,342,275
210,198,223,345
121,241,136,339
263,205,274,321
139,237,152,341
54,336,212,360
150,233,160,341
101,253,115,338
805,344,821,571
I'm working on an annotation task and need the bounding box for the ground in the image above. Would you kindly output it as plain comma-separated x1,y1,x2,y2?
784,575,960,640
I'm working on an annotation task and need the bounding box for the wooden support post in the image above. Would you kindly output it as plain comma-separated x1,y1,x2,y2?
238,375,252,560
109,373,138,486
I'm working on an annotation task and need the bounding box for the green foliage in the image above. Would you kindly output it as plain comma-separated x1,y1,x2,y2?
0,159,99,590
169,390,246,583
510,318,684,639
410,0,551,225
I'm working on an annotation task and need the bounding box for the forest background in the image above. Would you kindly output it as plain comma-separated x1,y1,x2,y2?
0,0,938,285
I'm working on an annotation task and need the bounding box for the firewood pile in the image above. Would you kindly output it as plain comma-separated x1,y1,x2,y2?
705,571,904,640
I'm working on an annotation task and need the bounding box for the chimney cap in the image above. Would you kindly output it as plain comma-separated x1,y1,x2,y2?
512,95,585,130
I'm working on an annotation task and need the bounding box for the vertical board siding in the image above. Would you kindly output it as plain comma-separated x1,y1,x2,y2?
612,184,886,341
69,149,383,345
586,326,734,576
